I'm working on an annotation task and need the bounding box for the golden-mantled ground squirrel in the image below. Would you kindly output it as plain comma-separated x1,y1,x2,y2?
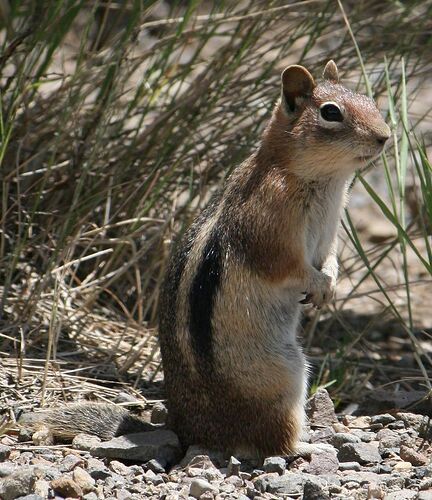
24,61,390,459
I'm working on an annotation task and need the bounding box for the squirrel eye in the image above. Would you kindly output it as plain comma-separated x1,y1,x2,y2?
320,102,343,122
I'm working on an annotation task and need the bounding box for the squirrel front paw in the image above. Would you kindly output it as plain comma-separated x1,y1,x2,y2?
299,270,334,309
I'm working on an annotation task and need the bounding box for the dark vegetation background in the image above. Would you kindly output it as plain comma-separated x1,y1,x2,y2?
0,0,431,423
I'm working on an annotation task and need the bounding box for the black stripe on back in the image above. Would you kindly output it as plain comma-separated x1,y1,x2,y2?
189,229,222,361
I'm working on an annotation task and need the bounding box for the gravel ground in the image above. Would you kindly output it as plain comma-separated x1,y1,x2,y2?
1,390,431,500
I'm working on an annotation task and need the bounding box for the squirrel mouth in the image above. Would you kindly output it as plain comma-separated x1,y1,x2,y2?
356,154,376,162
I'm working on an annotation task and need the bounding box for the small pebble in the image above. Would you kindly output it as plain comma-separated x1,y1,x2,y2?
227,456,241,477
370,414,396,426
0,445,11,462
61,453,83,472
393,461,412,471
189,478,218,498
367,483,385,499
263,456,286,475
146,458,166,474
50,476,83,498
72,433,101,451
151,402,168,424
72,466,95,494
399,444,428,466
339,461,361,471
31,427,54,446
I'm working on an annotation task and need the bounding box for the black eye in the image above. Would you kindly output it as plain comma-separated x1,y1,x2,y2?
320,102,343,122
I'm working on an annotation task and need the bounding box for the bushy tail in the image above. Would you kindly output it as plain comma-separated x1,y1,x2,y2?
20,402,158,440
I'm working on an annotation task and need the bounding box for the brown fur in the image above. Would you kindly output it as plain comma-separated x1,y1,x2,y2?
23,61,390,460
158,60,390,457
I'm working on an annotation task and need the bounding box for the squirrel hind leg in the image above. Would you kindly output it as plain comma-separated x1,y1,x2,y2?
19,402,157,441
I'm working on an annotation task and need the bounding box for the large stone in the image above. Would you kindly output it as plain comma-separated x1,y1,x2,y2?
0,445,11,462
0,466,39,500
50,476,83,498
189,478,218,498
330,432,361,449
307,450,339,475
91,430,181,464
263,456,286,475
151,402,168,424
303,479,330,500
227,456,241,477
383,490,417,500
370,414,396,426
72,466,96,493
399,445,428,466
338,442,382,465
255,472,340,496
72,433,101,452
306,389,337,426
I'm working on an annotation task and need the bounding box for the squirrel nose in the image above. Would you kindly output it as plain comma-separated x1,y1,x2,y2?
376,134,389,146
376,124,391,146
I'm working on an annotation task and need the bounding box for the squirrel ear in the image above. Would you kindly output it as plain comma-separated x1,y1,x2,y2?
323,60,339,83
281,65,316,112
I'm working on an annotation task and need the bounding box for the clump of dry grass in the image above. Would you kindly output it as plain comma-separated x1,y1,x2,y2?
0,0,431,419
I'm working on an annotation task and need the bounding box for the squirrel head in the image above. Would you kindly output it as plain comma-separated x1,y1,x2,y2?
272,60,391,179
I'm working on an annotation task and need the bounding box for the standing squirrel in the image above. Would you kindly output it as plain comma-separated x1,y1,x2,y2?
22,61,390,458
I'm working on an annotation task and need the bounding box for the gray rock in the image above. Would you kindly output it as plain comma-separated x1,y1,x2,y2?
418,492,432,500
369,464,392,474
0,466,39,500
383,489,417,499
388,420,405,430
0,463,17,477
61,453,83,472
189,478,218,498
91,430,181,464
340,471,392,486
114,391,138,404
384,475,405,489
86,457,111,480
146,458,166,473
310,427,335,444
18,428,33,442
371,414,396,426
396,412,427,433
338,461,361,471
255,472,340,496
144,469,164,485
416,465,432,479
307,450,339,475
179,445,224,467
338,442,382,464
83,493,99,500
151,402,168,425
306,389,337,426
15,496,44,500
376,428,401,448
330,432,361,449
225,475,243,487
350,429,375,442
0,445,11,461
303,479,330,500
72,433,102,451
263,456,286,475
109,460,133,476
227,456,241,477
37,465,62,481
